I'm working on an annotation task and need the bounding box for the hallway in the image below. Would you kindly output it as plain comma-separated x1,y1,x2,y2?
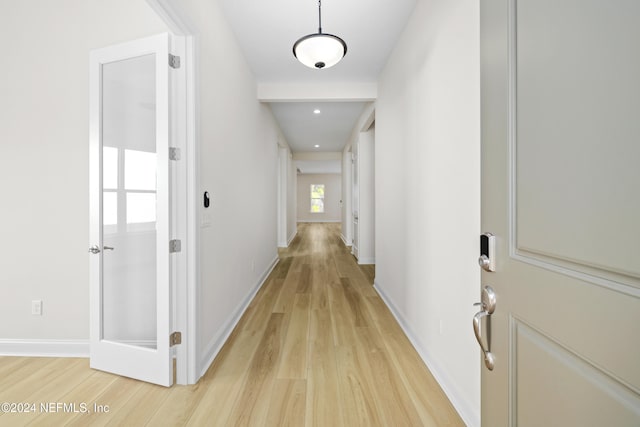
198,222,464,425
0,223,463,426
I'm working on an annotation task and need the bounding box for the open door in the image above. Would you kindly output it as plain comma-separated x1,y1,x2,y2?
479,0,640,424
89,33,174,387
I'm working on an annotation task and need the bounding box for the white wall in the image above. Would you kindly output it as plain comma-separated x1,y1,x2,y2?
0,0,168,351
175,0,286,377
375,0,481,425
296,174,341,223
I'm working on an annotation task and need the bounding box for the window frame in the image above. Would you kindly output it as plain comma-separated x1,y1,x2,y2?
103,146,157,234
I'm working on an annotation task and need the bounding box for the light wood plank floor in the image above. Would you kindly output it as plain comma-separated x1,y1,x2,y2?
0,223,464,426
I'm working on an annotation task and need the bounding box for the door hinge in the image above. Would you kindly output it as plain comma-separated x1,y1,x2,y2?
169,239,182,253
170,331,182,346
169,54,181,69
169,147,181,161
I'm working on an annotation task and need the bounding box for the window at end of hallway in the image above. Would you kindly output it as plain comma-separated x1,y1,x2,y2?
310,184,324,213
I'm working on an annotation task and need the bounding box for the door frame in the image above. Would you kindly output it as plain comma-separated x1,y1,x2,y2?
146,0,199,385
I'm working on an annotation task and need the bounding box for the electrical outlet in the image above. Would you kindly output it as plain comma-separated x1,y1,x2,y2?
32,300,43,316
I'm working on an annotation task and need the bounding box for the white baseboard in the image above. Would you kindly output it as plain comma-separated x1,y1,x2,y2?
287,230,297,246
0,339,89,357
199,255,280,378
373,281,479,427
340,234,352,247
357,257,375,265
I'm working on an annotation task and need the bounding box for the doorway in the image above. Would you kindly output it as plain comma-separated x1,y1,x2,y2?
351,113,375,265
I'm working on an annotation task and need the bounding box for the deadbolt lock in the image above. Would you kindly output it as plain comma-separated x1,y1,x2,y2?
478,233,496,272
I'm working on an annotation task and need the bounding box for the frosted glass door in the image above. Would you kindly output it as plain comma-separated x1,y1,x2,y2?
102,54,157,348
89,33,172,387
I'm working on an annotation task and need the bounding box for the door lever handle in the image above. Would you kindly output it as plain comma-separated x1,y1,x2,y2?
473,308,495,370
473,285,496,370
89,245,101,254
103,246,114,251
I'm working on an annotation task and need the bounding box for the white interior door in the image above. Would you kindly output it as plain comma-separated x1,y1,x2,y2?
89,33,173,387
480,0,640,424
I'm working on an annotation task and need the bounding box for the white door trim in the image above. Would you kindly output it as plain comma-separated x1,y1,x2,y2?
146,0,199,385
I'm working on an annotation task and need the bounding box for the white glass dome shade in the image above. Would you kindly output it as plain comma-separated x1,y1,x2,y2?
293,32,347,69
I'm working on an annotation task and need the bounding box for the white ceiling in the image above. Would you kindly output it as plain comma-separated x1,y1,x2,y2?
269,101,368,152
219,0,416,84
219,0,416,162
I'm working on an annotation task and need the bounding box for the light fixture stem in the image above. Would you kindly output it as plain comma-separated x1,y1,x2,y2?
318,0,322,33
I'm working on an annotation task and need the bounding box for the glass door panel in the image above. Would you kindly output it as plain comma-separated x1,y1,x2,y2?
102,54,157,349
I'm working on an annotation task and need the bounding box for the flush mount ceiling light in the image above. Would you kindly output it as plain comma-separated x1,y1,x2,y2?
293,0,347,69
313,109,321,114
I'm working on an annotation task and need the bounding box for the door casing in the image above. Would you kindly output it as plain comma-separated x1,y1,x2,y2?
146,0,199,385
